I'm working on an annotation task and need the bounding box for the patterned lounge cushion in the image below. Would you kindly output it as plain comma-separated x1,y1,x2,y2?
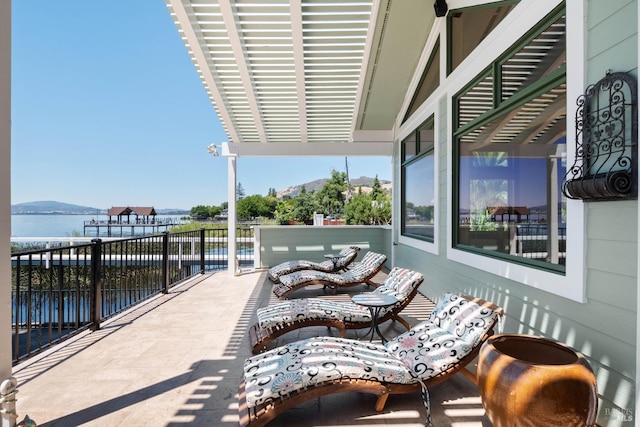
384,293,500,380
257,267,423,331
257,299,371,330
373,267,423,300
427,293,501,348
268,246,360,281
279,270,348,288
243,336,414,408
384,322,471,380
332,246,361,269
269,259,335,279
278,251,386,290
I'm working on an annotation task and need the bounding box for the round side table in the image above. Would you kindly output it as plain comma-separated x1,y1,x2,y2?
351,293,398,343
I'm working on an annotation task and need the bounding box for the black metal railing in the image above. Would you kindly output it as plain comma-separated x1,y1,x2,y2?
11,227,254,364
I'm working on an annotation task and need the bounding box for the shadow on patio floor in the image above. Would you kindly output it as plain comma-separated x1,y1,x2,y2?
12,269,491,426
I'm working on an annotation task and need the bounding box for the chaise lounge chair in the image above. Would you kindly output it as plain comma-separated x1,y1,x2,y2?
250,267,424,354
238,293,504,427
268,246,361,283
272,251,387,299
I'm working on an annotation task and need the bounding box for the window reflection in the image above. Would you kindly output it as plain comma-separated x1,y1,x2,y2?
403,155,435,241
402,117,435,242
449,3,515,73
457,85,567,269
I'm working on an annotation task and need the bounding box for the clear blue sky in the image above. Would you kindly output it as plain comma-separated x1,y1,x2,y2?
10,1,391,210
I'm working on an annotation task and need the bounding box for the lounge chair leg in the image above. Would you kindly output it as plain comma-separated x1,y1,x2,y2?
460,367,478,385
375,391,390,412
366,280,380,288
393,315,412,331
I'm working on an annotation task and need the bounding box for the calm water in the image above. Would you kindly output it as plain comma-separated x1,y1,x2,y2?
11,214,184,237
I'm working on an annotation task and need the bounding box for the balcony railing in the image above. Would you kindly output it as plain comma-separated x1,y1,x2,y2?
10,227,254,365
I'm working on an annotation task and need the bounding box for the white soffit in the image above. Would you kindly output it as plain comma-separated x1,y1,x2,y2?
166,0,434,156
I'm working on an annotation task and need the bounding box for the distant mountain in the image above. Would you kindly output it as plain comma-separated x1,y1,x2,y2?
277,176,391,199
11,201,101,215
155,208,190,215
11,201,189,215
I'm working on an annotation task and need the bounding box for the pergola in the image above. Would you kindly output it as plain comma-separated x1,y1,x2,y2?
165,0,437,274
107,206,158,223
165,0,433,151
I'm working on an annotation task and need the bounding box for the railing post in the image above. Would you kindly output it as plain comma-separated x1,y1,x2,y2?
0,378,18,427
162,232,169,294
90,238,102,331
200,228,206,274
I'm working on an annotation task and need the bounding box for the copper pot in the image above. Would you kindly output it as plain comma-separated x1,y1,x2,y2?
477,334,598,426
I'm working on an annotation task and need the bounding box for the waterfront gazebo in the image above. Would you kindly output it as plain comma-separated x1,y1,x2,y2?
129,207,157,224
107,206,157,224
107,206,132,223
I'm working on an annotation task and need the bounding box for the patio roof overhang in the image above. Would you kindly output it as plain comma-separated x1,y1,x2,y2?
165,0,436,157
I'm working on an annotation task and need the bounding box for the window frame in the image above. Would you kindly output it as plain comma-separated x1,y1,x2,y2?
401,116,437,244
403,39,441,124
445,0,586,303
446,0,520,76
453,74,567,273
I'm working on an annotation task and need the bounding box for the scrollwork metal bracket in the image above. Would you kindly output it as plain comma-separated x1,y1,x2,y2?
562,70,637,201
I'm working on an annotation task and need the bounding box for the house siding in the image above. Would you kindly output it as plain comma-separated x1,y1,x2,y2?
392,1,638,425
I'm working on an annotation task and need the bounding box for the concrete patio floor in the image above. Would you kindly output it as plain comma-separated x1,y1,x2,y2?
12,269,491,426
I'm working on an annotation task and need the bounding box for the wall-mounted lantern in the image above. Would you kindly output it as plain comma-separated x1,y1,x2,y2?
562,71,637,201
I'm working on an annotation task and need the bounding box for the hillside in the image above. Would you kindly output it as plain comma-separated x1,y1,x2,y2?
11,201,101,215
12,176,391,214
11,201,189,215
277,176,391,199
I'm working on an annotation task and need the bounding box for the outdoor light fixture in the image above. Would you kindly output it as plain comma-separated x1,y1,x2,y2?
434,0,448,17
207,143,219,157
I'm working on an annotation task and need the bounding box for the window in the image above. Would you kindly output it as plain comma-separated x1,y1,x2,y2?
402,117,435,242
448,2,516,74
454,9,566,272
403,39,440,123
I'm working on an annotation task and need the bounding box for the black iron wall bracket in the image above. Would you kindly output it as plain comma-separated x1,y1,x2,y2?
562,70,637,201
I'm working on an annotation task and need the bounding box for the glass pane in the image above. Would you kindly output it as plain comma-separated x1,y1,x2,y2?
403,154,435,241
501,15,566,101
457,83,567,267
402,132,417,162
418,118,435,153
457,73,494,128
450,3,515,73
404,42,440,122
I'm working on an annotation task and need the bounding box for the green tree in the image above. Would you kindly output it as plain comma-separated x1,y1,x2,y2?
370,192,392,225
237,194,278,220
263,195,279,217
267,187,277,197
344,182,392,225
236,182,246,200
344,188,372,225
370,176,385,200
369,175,391,225
275,199,296,224
190,205,221,219
414,205,434,222
316,169,347,216
190,205,209,218
292,187,320,222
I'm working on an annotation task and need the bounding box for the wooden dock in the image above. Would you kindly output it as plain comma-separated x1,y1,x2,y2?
83,219,180,237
